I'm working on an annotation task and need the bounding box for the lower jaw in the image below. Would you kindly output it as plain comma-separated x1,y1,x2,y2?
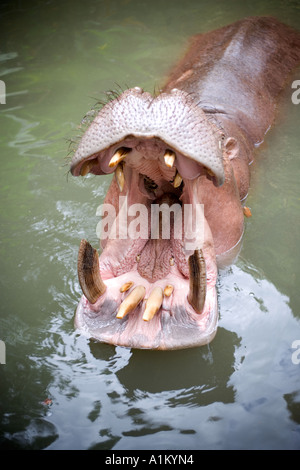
74,273,218,350
74,177,219,349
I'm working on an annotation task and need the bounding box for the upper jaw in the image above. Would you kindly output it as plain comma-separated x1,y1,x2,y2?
70,87,225,187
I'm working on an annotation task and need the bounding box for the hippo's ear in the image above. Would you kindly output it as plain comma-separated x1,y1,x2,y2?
224,137,239,160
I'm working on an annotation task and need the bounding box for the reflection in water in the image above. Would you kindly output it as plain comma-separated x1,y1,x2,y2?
284,391,300,425
115,332,236,400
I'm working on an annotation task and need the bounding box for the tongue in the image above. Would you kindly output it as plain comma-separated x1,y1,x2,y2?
136,193,179,283
138,238,172,282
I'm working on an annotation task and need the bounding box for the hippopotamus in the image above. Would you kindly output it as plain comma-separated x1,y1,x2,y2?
70,17,300,350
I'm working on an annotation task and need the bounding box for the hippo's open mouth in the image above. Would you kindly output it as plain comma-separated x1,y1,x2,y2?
70,87,226,350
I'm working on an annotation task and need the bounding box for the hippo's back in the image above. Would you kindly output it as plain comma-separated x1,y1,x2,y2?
164,17,300,144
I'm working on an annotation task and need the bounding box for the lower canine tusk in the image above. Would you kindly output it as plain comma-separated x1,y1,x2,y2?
77,239,106,304
143,287,163,322
187,249,206,314
80,158,97,176
116,285,146,319
173,171,183,188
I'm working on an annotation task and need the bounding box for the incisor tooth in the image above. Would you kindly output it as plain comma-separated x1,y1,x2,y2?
116,285,146,319
173,171,183,188
80,158,97,176
115,163,125,192
120,281,134,293
163,285,174,297
164,150,176,168
143,287,163,322
109,147,130,167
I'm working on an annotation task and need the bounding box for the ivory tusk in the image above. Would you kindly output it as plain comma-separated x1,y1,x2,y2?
80,158,97,176
77,239,106,304
116,285,146,319
143,287,163,322
187,249,206,314
115,162,125,192
108,147,130,167
173,171,183,188
163,149,176,168
163,285,174,297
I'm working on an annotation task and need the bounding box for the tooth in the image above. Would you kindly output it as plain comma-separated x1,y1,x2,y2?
77,239,106,304
207,168,215,177
187,249,206,314
173,171,183,188
169,257,175,266
163,285,174,297
164,150,175,168
143,287,163,322
116,285,146,319
115,163,125,191
120,281,134,293
109,147,130,167
80,158,97,176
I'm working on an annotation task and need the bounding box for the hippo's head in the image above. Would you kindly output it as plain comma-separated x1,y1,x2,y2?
70,87,227,350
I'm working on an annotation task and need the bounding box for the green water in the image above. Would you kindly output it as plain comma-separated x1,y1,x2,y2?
0,0,300,450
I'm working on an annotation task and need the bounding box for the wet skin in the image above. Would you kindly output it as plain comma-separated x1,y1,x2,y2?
70,17,300,350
